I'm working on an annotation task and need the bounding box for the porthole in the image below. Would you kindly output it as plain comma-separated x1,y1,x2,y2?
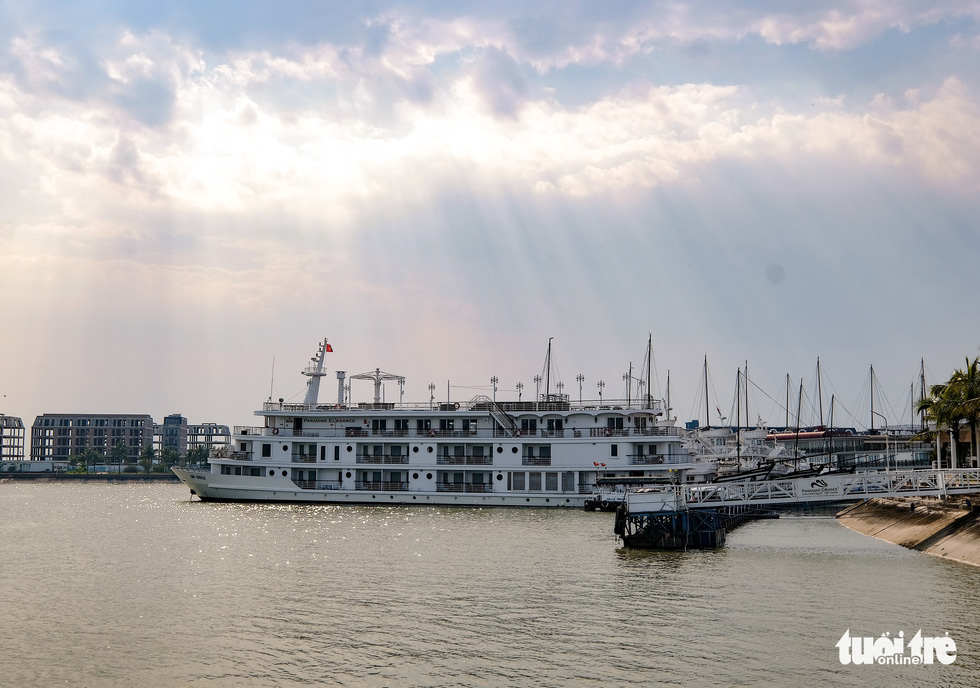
269,469,275,476
426,473,433,480
281,470,287,476
546,498,550,503
496,446,503,454
282,445,288,451
413,472,419,480
427,446,433,453
413,446,419,453
512,447,518,453
496,474,503,481
346,445,353,452
526,497,530,502
345,471,352,478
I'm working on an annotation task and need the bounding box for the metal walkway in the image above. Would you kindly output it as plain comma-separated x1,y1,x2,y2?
627,469,980,513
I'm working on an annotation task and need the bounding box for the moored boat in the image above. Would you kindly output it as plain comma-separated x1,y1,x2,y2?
174,338,698,507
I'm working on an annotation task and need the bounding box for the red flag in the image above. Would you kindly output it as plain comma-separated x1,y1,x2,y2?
325,343,333,352
600,462,606,468
593,462,599,467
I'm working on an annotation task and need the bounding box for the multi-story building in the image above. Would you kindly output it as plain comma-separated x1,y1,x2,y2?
155,413,189,456
31,414,154,462
1,414,26,461
188,422,231,456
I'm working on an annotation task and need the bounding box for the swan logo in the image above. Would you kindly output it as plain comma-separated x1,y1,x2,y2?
810,479,828,488
836,630,957,665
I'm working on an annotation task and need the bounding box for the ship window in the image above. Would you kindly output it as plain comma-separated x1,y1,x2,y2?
513,472,525,490
250,467,262,476
611,444,618,457
334,446,340,460
528,472,542,491
545,472,558,491
562,472,574,491
234,466,242,475
262,444,271,458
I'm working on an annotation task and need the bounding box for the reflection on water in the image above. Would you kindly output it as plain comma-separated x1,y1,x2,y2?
1,483,977,687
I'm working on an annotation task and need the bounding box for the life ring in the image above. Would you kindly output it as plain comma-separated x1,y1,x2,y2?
453,402,460,410
428,429,437,438
273,428,279,436
603,428,611,437
515,429,522,437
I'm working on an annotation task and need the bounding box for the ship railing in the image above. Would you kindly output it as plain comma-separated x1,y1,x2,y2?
436,455,493,465
235,424,683,440
225,451,253,461
355,454,410,464
263,398,666,414
578,485,598,494
294,480,344,490
355,481,409,491
522,457,552,466
436,482,493,493
629,454,667,465
291,454,317,463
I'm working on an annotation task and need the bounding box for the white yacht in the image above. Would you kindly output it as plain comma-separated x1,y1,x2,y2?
173,338,701,507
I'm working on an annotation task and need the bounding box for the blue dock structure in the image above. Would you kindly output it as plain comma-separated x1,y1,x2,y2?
616,468,980,549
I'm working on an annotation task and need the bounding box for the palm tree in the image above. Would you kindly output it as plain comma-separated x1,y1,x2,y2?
918,356,980,468
947,356,980,464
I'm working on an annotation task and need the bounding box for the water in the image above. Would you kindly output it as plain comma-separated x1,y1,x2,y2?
1,483,978,687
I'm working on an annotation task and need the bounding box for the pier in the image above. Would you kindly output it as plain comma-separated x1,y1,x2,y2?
617,468,980,549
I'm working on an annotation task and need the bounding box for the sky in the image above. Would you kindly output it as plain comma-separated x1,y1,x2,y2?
1,0,979,434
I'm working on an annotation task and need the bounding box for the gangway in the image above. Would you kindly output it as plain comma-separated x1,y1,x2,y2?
627,468,980,513
618,468,980,550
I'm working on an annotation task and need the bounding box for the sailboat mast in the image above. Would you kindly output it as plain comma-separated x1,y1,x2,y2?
646,334,652,409
704,355,709,429
870,364,875,433
795,378,804,458
736,368,742,464
817,357,824,427
744,361,750,428
919,358,927,433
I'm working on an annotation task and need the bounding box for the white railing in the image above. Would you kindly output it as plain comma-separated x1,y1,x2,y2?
627,469,980,512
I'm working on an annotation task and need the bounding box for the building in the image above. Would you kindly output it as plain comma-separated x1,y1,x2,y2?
31,413,154,463
155,413,188,456
1,414,26,461
188,422,231,456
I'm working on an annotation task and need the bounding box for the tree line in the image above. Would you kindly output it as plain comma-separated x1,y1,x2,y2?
66,443,210,473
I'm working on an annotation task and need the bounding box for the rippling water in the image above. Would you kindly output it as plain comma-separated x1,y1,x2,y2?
1,482,977,687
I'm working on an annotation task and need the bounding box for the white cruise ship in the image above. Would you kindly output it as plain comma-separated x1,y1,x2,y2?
173,339,703,507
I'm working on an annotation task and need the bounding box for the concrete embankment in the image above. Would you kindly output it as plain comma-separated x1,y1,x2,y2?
0,472,180,482
837,496,980,567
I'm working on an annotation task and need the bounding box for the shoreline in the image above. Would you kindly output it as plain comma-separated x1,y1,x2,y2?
837,495,980,567
1,472,182,482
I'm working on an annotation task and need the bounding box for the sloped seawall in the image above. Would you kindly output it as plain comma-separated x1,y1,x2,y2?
837,497,980,567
